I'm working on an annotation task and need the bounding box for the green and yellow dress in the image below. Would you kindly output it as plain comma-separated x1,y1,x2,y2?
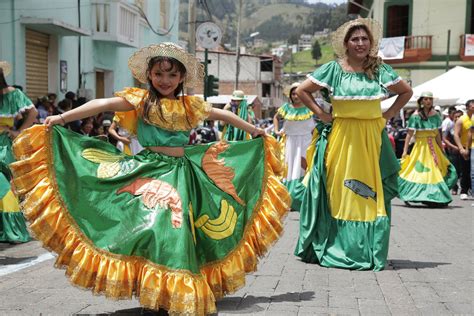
294,61,401,271
0,89,33,243
277,103,315,211
10,87,290,315
223,100,251,141
398,113,457,205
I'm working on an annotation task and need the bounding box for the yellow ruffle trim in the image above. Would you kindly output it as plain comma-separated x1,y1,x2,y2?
114,87,213,133
10,125,290,315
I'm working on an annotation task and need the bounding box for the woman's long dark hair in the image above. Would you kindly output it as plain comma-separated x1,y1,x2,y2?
289,87,298,104
0,68,9,105
417,97,429,121
142,56,190,127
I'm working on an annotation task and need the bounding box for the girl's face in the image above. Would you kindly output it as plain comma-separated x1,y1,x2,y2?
421,97,433,109
345,28,371,60
148,61,184,99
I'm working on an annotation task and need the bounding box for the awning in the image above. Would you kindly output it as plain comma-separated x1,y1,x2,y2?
21,17,91,36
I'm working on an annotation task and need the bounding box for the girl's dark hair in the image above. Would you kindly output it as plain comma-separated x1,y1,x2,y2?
142,56,190,126
0,68,9,105
344,24,382,80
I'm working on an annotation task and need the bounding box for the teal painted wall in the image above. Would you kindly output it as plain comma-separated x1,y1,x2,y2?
0,0,179,99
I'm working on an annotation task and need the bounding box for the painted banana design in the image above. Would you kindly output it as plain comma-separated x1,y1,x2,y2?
194,199,238,240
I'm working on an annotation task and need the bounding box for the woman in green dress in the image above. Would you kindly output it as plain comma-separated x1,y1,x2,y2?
0,61,37,243
398,92,457,206
10,43,290,314
294,19,413,271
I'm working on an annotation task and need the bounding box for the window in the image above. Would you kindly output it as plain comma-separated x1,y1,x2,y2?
386,5,409,37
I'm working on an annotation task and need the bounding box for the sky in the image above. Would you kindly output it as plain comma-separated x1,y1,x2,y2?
305,0,347,4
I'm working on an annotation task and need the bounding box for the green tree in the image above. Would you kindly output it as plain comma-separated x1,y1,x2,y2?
311,40,322,63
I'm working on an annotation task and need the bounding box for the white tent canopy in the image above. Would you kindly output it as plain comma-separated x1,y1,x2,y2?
382,66,474,110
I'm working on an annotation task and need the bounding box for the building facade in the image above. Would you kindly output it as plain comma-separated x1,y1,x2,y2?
195,48,285,118
349,0,474,86
0,0,179,102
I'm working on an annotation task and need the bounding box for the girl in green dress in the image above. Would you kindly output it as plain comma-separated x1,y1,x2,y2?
398,92,457,206
294,19,413,271
10,43,290,314
0,61,37,243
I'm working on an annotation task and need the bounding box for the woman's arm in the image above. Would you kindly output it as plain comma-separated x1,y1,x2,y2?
402,129,415,157
44,97,134,127
8,107,38,139
384,81,413,120
295,79,332,123
108,120,131,145
436,130,444,153
208,108,264,137
273,112,281,135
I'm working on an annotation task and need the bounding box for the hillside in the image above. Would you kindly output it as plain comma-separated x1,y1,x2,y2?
180,1,350,47
283,42,335,73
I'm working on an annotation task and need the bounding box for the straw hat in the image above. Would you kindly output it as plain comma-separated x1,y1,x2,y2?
128,42,204,88
331,18,382,59
419,91,434,98
285,82,300,96
0,61,11,77
231,90,245,100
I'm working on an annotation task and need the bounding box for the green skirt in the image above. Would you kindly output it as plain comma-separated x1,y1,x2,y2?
0,133,30,243
294,124,399,271
11,125,290,315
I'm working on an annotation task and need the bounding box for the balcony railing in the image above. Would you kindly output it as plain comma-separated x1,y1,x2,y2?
92,1,139,47
459,34,474,61
384,35,432,64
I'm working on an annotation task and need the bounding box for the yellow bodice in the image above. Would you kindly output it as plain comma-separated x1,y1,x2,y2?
414,130,438,138
331,99,382,119
0,117,14,128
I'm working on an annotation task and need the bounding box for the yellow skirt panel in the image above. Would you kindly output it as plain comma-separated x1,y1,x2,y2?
399,137,450,185
0,190,20,212
326,117,387,222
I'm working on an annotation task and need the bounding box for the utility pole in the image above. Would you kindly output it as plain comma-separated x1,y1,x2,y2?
445,29,451,72
187,0,196,95
235,0,242,90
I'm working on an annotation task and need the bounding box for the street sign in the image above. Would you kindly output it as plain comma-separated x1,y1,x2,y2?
196,22,222,49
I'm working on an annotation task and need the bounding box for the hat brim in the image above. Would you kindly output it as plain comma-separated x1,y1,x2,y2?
128,43,204,88
0,61,11,77
331,18,382,59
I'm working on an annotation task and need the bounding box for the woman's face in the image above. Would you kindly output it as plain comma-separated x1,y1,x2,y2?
290,89,301,105
148,61,184,99
345,28,371,60
421,97,433,109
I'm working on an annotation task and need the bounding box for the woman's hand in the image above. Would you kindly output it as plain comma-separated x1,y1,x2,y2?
44,115,65,128
251,127,266,138
318,112,333,123
7,129,20,140
120,136,132,145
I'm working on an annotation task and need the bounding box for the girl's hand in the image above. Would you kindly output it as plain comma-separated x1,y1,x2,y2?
251,127,265,138
44,115,65,128
319,112,333,123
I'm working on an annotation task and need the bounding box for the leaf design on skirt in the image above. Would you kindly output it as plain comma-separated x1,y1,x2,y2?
117,178,183,228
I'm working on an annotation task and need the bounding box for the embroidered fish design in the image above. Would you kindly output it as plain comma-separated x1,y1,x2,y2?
344,179,377,201
414,160,431,173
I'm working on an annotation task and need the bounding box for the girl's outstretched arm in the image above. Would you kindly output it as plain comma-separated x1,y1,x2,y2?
209,108,265,137
44,97,134,127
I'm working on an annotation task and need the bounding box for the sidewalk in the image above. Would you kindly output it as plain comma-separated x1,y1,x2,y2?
0,197,472,315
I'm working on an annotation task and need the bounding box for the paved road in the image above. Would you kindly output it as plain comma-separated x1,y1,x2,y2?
0,197,472,315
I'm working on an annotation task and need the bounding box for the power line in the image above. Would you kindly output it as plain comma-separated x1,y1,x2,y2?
133,4,177,36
